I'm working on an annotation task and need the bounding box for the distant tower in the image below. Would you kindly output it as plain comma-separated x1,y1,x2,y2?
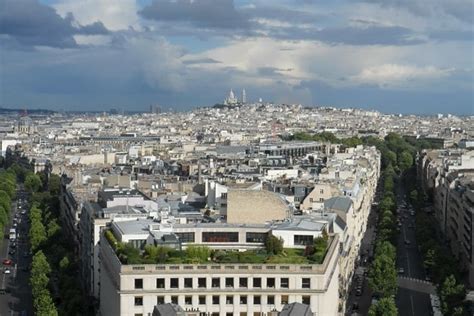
242,89,246,103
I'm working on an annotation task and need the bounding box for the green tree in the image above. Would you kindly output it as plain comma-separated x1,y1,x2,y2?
369,242,397,297
265,234,284,255
385,151,397,167
311,236,328,263
30,211,47,252
439,275,465,316
59,256,70,271
398,150,413,172
185,245,210,263
34,290,58,316
0,190,11,214
46,219,61,238
368,297,398,316
25,172,42,193
48,174,61,196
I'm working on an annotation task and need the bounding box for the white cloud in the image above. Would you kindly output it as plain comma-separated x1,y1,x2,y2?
352,64,454,87
54,0,140,31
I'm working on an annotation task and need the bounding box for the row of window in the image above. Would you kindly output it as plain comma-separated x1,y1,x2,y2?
135,277,311,290
134,294,312,306
136,312,285,316
174,232,268,244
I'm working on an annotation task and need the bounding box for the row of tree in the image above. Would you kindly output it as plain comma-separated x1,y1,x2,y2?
0,168,17,237
367,160,399,316
31,251,57,315
26,171,88,315
410,188,466,315
365,133,429,315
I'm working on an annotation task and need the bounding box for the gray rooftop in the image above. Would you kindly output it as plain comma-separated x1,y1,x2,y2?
324,196,353,213
273,217,326,232
280,302,313,316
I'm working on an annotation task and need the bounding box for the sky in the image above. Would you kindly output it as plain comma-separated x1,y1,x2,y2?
0,0,473,114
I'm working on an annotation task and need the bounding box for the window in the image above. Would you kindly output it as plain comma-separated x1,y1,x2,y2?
134,296,143,306
319,198,324,202
294,235,314,245
267,295,275,305
226,295,234,304
157,296,164,304
176,232,195,243
302,278,311,289
239,277,248,288
320,189,324,194
281,295,289,305
240,295,247,304
212,295,220,305
246,232,267,243
212,277,220,288
170,278,179,288
266,278,275,288
199,295,206,305
254,296,261,305
156,278,165,289
225,277,234,288
198,277,207,288
302,295,310,305
134,314,143,316
134,278,143,289
202,232,238,243
171,296,178,304
185,296,192,305
280,278,289,288
184,278,193,288
310,198,314,203
253,277,261,288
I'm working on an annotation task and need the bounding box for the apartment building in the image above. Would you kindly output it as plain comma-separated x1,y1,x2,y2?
99,224,340,316
419,149,474,287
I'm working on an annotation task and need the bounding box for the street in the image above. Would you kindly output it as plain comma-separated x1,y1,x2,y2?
0,187,33,316
395,186,432,316
345,189,380,315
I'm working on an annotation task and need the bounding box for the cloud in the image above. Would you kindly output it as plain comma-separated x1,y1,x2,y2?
362,0,474,24
0,0,109,48
182,57,221,65
269,24,423,46
351,64,454,87
54,0,139,31
139,0,250,29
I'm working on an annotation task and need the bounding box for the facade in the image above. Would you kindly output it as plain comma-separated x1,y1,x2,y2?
418,149,474,287
100,232,340,316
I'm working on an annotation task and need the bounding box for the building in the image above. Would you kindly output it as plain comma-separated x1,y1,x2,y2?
99,221,340,316
227,189,292,225
418,149,474,287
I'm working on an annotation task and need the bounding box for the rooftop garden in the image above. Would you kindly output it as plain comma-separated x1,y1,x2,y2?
105,230,330,265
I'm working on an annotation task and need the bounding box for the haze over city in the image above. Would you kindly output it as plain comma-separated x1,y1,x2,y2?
1,0,473,114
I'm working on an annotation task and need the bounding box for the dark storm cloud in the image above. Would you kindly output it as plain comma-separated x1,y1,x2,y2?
428,30,474,42
242,5,326,25
362,0,474,24
139,0,250,29
183,58,221,65
257,67,293,77
269,25,423,46
0,0,109,48
139,0,422,46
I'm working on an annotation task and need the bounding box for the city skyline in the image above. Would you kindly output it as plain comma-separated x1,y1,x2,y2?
0,0,473,114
